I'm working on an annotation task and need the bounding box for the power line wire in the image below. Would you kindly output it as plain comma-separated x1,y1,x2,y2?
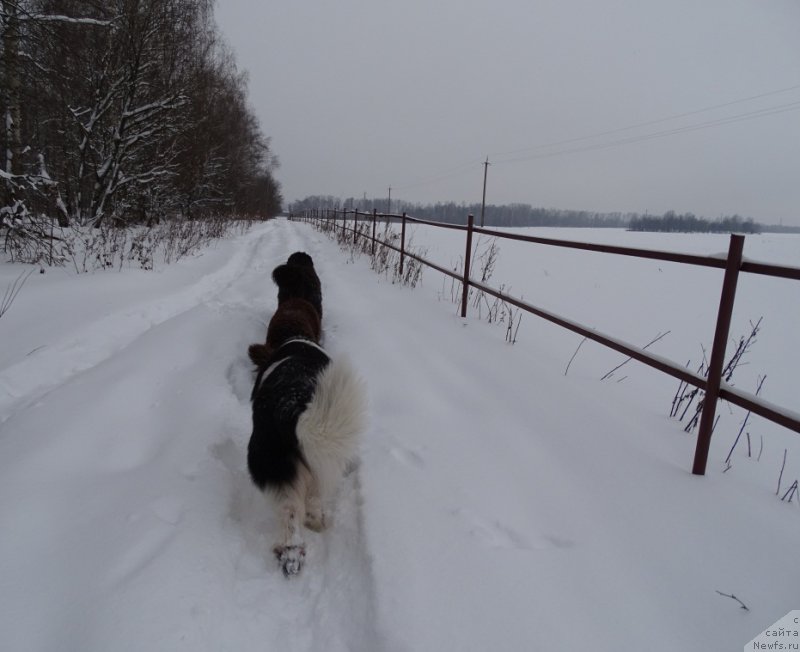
392,159,483,192
489,82,800,160
493,99,800,165
387,83,800,196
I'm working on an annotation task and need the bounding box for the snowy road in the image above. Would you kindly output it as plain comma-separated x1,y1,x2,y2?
0,222,383,652
1,219,798,651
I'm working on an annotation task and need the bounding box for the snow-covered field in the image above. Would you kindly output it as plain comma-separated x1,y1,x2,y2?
1,218,798,651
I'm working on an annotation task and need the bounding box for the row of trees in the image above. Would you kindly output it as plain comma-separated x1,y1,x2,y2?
289,197,632,228
1,0,281,229
412,202,632,228
291,197,784,233
628,212,761,234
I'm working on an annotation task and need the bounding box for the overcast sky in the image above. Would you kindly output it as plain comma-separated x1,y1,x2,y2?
214,0,800,225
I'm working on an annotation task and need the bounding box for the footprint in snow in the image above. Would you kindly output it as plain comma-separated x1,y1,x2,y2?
151,494,185,526
451,508,574,552
225,358,256,404
210,437,243,475
389,446,424,469
106,519,178,587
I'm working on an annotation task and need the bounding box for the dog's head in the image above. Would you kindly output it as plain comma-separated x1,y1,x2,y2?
286,251,314,268
272,253,323,318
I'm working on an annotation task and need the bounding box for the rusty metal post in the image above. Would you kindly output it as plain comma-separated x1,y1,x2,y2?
692,233,745,475
371,208,377,256
399,213,407,277
461,214,475,318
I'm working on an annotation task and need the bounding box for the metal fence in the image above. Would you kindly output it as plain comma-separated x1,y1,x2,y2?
294,208,800,476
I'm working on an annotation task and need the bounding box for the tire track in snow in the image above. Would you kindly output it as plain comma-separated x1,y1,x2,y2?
217,441,385,652
0,226,300,651
0,223,277,424
1,219,388,651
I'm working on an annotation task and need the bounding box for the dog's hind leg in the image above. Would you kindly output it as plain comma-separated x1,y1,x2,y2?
303,471,327,532
272,464,311,577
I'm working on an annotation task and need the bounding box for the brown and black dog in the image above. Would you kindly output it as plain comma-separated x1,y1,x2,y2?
248,251,323,368
248,297,321,369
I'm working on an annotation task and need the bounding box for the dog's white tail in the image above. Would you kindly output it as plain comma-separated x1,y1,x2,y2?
296,357,366,495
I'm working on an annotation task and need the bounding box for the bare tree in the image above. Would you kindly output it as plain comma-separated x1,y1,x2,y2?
2,0,281,256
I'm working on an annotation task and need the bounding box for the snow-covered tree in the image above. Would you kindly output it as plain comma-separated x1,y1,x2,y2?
1,0,280,244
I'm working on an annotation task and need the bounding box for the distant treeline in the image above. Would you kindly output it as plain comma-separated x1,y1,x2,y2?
399,201,633,228
291,196,799,233
291,196,631,228
629,212,761,234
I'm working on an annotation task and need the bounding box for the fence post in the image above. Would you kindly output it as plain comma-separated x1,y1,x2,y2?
692,233,745,476
371,209,377,255
400,212,407,277
460,214,475,318
353,210,359,246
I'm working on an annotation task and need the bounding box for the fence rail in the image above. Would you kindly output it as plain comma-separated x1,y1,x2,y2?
294,208,800,475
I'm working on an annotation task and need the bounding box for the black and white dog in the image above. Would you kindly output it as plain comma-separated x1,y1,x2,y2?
248,339,365,576
247,252,363,576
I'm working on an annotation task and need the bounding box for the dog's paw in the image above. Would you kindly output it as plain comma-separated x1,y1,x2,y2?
304,496,327,532
304,509,327,532
274,544,305,577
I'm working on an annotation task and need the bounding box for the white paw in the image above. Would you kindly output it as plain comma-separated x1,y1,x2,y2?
304,509,327,532
274,544,305,577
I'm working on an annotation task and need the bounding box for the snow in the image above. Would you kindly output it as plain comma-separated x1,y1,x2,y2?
1,219,798,651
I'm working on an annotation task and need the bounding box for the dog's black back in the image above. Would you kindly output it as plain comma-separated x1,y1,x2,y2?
247,340,330,491
272,252,323,318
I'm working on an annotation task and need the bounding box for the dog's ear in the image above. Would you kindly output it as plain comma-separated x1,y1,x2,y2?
273,263,318,292
272,263,298,288
248,343,273,367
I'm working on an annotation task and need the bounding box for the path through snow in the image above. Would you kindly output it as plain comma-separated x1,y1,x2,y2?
1,221,384,652
2,219,798,652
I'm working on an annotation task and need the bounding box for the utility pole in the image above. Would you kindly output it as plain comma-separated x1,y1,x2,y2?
480,157,490,227
388,186,392,214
